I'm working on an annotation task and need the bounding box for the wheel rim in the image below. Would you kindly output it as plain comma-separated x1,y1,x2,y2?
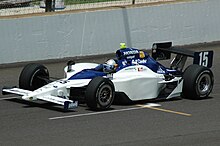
97,84,113,107
30,69,48,90
196,73,212,96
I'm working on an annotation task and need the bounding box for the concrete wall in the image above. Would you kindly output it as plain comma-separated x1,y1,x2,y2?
0,0,220,64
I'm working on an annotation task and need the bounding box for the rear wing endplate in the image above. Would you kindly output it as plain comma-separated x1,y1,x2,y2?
152,42,213,68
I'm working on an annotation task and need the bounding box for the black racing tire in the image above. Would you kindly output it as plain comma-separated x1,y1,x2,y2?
85,77,115,110
182,64,214,99
19,63,49,91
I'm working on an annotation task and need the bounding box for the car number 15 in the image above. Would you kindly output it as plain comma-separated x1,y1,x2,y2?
194,51,213,68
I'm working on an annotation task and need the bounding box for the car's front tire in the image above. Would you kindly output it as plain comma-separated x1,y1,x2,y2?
182,64,214,99
19,63,49,91
85,77,115,110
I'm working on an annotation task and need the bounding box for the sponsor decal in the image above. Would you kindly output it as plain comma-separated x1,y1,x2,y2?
132,59,147,64
157,66,165,74
125,67,136,71
122,60,128,66
124,66,146,72
137,67,144,72
59,80,68,84
123,50,139,56
106,73,113,79
126,55,135,59
68,101,78,109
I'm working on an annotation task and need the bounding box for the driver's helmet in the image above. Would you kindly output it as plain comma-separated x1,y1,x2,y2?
106,59,117,66
103,59,117,73
120,42,127,49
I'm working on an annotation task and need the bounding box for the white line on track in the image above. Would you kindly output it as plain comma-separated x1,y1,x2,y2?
49,103,161,120
49,107,145,120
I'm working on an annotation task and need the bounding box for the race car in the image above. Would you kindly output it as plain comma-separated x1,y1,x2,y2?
2,42,214,111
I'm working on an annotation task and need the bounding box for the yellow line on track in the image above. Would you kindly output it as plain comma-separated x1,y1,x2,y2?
137,104,192,117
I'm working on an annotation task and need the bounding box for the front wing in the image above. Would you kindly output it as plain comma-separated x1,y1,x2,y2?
2,87,78,110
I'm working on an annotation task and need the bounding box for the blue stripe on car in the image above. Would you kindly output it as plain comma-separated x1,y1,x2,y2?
68,69,107,80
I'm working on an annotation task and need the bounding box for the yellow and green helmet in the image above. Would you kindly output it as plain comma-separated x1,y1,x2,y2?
120,42,127,49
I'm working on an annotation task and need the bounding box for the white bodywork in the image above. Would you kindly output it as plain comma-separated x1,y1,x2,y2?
65,63,182,101
3,63,183,109
112,66,165,100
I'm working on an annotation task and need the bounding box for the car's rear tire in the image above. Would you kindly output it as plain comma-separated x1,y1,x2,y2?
85,77,115,110
182,64,214,99
19,63,49,91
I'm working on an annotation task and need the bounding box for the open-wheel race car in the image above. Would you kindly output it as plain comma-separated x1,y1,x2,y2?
2,42,214,111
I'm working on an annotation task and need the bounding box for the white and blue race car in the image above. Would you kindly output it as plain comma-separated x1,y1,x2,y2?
2,42,214,111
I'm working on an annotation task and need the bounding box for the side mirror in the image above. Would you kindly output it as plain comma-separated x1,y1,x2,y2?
67,60,75,72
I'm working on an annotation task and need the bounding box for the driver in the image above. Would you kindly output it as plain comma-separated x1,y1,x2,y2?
94,59,118,73
103,59,118,73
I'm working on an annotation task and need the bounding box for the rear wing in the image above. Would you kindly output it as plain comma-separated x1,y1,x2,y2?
152,42,213,68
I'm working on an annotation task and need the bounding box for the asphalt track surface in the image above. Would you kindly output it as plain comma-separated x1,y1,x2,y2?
0,44,220,146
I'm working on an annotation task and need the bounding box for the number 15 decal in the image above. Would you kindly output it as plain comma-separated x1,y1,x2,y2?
199,52,209,67
194,51,213,68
